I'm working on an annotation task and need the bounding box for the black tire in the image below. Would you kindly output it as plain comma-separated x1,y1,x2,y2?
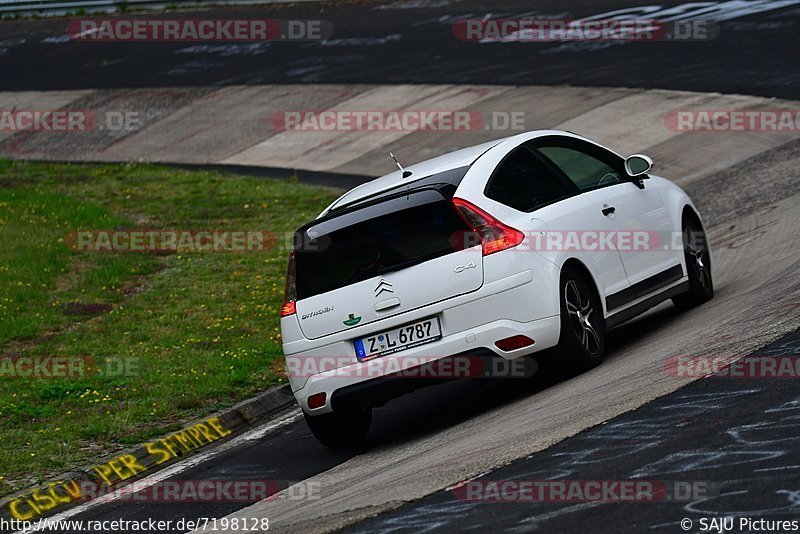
672,216,714,311
554,266,606,375
303,408,371,448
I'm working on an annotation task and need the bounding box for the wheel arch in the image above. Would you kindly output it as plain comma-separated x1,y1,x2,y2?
678,203,713,279
560,258,606,317
681,204,703,227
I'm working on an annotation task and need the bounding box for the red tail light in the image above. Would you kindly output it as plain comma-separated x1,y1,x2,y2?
280,251,297,317
452,198,524,256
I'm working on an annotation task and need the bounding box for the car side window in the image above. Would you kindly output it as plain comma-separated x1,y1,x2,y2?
484,146,574,212
535,143,623,192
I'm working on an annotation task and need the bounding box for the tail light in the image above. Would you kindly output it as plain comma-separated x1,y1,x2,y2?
280,251,297,317
452,198,524,255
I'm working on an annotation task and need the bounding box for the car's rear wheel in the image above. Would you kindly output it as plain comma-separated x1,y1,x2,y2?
672,216,713,311
554,266,605,375
303,408,371,448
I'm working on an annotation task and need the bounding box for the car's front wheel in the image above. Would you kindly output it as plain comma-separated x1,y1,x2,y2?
554,266,606,375
672,217,714,310
303,408,371,448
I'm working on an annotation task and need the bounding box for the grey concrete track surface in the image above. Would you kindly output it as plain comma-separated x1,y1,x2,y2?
1,85,797,183
191,141,800,532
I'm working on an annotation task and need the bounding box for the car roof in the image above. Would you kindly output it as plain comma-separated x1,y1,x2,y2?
317,130,601,217
319,138,509,216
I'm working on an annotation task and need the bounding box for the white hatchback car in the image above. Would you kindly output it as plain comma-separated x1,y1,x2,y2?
280,130,713,447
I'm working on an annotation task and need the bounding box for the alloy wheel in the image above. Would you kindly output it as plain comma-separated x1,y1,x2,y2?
564,279,601,354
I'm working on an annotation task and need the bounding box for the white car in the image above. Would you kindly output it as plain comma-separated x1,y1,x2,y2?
280,130,713,447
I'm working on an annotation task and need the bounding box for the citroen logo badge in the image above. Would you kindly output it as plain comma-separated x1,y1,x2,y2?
375,279,393,297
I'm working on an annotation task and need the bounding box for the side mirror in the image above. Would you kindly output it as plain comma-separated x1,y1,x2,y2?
625,154,653,177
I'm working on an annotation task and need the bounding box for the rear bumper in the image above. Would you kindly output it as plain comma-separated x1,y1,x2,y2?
293,314,560,414
330,349,535,412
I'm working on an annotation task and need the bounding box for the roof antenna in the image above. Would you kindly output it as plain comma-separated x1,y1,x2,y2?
389,152,413,178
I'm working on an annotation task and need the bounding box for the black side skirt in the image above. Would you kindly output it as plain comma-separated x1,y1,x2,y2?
606,264,684,312
606,281,689,329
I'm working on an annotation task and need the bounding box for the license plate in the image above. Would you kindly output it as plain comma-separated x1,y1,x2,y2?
354,317,441,361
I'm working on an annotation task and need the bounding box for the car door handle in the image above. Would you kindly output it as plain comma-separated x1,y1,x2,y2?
602,205,616,216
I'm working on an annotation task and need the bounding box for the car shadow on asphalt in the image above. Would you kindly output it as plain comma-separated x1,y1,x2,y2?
359,301,687,451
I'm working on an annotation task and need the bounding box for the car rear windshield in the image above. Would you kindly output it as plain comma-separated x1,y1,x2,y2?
294,189,471,300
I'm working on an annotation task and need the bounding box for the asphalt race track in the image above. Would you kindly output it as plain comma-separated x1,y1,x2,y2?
351,328,800,533
1,0,800,533
0,0,797,98
185,138,800,533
